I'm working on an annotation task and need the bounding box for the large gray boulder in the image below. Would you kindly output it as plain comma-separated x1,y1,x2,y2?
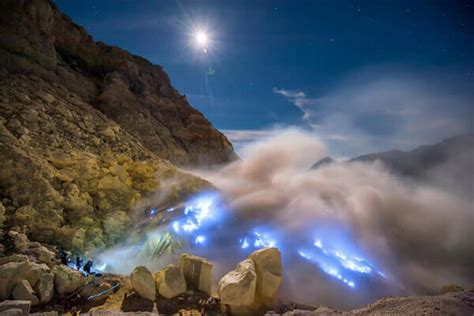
130,266,155,301
249,247,282,304
12,280,39,306
0,261,31,299
179,254,213,295
0,300,31,316
35,273,54,304
218,258,257,308
52,265,85,296
155,264,186,299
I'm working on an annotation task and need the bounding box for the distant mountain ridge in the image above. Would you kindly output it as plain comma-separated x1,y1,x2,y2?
312,134,474,179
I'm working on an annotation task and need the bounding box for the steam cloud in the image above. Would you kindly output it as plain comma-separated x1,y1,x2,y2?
192,129,474,307
96,129,473,309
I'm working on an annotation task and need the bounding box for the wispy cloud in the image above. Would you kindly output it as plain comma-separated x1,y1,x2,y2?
272,68,474,157
273,88,321,120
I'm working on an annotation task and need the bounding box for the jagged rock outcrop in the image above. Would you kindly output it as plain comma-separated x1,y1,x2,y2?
0,0,230,252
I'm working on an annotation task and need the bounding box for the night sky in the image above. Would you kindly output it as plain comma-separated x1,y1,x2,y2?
54,0,474,157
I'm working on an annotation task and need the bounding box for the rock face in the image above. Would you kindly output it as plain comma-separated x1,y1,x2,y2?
180,254,213,295
0,300,31,315
52,265,84,296
249,247,282,303
130,266,156,301
12,280,39,306
155,264,186,299
218,258,257,307
35,273,54,304
0,261,31,299
0,0,226,252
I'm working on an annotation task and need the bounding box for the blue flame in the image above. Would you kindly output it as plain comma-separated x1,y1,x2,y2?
298,234,385,288
239,230,277,249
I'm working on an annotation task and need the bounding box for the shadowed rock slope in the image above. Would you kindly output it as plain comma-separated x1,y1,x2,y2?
0,0,233,252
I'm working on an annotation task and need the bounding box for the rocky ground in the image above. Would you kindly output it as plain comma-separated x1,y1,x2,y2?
1,231,473,315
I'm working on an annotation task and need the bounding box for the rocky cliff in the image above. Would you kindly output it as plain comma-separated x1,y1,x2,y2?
0,0,234,253
0,0,235,166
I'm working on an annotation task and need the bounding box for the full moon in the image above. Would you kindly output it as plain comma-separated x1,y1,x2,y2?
195,31,208,47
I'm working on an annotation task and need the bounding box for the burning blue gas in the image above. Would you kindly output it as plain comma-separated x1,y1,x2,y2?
168,191,224,244
298,237,385,288
239,230,277,249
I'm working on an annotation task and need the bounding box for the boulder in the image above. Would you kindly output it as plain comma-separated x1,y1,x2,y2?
218,258,257,307
1,308,24,316
25,263,50,288
12,280,39,306
0,254,30,265
179,254,213,295
35,273,54,304
8,231,29,251
37,91,55,104
0,300,31,316
130,266,155,301
155,264,186,299
249,247,282,303
31,246,56,264
0,261,31,299
52,265,85,295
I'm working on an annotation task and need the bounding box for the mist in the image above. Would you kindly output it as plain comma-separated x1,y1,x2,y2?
94,129,473,309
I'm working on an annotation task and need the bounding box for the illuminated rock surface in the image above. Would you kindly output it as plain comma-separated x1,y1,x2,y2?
249,247,282,303
130,266,156,301
180,254,213,295
154,264,186,299
218,258,257,308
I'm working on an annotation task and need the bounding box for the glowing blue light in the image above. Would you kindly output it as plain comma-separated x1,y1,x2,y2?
149,208,157,217
239,230,277,250
172,221,180,233
195,235,206,245
240,238,249,249
253,231,276,248
314,239,323,248
182,220,198,232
